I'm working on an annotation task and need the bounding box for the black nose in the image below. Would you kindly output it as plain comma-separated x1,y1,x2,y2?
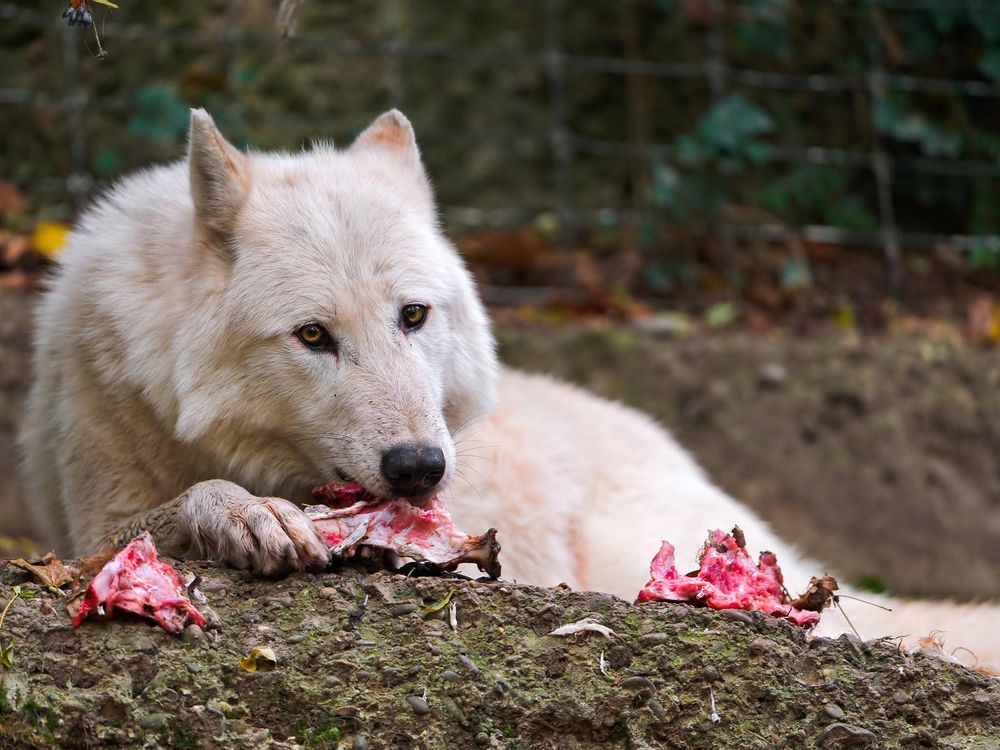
380,444,446,497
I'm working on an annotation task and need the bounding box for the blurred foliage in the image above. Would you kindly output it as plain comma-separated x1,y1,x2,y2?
0,0,999,271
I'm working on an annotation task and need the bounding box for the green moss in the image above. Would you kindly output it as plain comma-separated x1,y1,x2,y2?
304,724,343,748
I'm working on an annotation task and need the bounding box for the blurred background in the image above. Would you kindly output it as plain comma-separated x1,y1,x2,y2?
1,0,999,600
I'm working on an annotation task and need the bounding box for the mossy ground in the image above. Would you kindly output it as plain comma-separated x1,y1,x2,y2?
1,563,997,749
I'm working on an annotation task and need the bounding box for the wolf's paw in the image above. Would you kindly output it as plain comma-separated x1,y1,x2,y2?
179,479,330,576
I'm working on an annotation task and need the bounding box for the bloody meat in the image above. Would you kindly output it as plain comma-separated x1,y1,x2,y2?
306,482,501,578
636,528,823,627
71,532,206,634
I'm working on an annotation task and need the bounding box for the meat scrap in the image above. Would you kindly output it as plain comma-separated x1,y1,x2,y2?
306,482,501,579
72,532,206,634
636,528,831,627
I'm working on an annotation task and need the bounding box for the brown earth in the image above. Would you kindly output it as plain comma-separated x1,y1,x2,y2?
1,561,998,749
2,288,1000,599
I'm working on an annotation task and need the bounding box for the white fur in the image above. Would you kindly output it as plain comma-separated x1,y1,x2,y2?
21,110,999,666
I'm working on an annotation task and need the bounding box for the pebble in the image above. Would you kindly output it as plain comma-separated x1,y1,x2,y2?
720,609,754,625
429,644,443,656
758,363,788,387
406,696,431,716
186,662,203,674
823,703,845,721
352,738,369,750
391,602,418,616
458,655,479,674
319,587,339,600
817,722,876,747
265,593,294,608
619,676,655,692
200,579,228,593
748,638,774,656
139,713,169,730
701,666,720,682
638,633,669,646
182,624,204,643
442,670,462,682
647,698,668,721
287,634,307,644
892,689,909,705
475,732,490,746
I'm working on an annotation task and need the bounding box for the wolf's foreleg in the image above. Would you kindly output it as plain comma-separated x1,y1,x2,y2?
100,479,330,576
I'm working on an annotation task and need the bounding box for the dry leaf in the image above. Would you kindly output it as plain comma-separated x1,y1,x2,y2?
968,296,1000,346
30,221,70,258
7,552,74,589
70,549,116,596
0,641,13,669
549,618,616,638
789,575,839,613
239,646,278,672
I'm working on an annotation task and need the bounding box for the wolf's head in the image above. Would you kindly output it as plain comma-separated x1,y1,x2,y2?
173,109,498,500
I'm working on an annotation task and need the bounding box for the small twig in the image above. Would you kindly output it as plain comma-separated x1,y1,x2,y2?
709,687,721,724
836,593,893,612
835,600,863,642
0,588,18,632
599,651,607,676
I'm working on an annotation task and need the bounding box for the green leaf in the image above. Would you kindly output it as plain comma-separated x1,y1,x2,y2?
0,641,13,669
980,49,1000,81
421,590,456,617
779,258,811,290
698,94,775,156
704,301,739,328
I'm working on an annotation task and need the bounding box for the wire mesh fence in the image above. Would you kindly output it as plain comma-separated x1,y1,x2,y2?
2,0,1000,290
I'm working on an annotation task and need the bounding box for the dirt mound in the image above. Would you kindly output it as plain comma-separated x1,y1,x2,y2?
1,562,997,748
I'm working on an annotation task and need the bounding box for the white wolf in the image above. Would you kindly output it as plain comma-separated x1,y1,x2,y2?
21,109,999,663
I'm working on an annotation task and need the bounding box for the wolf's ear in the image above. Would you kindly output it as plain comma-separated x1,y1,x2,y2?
188,109,249,241
349,109,425,175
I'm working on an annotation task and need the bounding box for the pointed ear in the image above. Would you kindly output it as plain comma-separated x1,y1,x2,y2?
188,109,249,240
350,109,424,173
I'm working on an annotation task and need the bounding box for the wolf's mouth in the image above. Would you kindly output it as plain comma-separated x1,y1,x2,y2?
332,467,434,508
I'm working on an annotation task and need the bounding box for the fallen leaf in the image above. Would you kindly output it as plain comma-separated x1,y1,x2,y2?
1,234,30,266
549,618,616,638
239,646,278,672
789,575,839,613
704,301,739,328
7,552,74,588
70,549,116,596
30,221,70,258
968,296,1000,346
0,183,29,215
421,590,456,617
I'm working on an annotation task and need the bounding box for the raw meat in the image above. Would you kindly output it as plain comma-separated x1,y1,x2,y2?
636,528,822,627
306,482,501,578
72,532,207,634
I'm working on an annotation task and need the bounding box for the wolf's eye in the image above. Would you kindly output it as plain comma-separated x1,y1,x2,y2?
400,304,428,331
296,323,334,352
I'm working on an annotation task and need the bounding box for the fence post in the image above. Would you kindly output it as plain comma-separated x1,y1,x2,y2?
545,0,575,246
706,0,738,280
866,4,902,296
